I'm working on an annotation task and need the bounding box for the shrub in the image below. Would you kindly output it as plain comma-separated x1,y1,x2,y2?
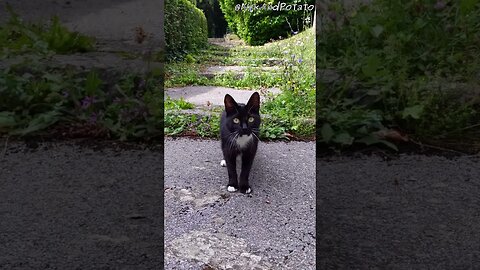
197,0,229,38
218,0,314,45
0,65,163,140
318,0,480,149
165,0,208,57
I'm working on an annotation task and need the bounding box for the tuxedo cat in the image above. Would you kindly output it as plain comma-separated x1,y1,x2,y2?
220,92,261,194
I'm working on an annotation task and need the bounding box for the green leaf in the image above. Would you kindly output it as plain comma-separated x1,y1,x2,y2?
370,25,384,38
11,111,60,136
362,54,381,77
332,132,354,145
402,105,424,119
320,123,334,142
413,19,427,31
357,134,398,151
84,71,102,96
460,0,477,14
42,73,62,83
0,111,16,129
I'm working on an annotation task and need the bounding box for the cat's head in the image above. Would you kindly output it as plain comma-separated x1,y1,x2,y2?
223,92,261,136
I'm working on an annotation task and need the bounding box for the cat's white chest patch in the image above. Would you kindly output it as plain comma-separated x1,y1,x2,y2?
236,134,252,149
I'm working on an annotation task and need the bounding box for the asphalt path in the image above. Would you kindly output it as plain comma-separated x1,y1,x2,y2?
2,138,480,269
317,154,480,269
0,140,164,269
164,138,316,269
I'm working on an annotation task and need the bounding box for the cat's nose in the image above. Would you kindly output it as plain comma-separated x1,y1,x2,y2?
241,126,249,135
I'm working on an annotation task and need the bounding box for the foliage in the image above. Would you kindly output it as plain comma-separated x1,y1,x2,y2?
165,0,208,58
218,0,314,45
165,97,195,110
164,28,316,140
0,64,163,140
318,0,480,150
0,6,94,57
197,0,229,38
260,27,315,138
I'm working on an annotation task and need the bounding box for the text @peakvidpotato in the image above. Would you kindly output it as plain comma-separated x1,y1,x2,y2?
235,2,314,12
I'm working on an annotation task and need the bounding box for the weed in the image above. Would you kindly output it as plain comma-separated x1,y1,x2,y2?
0,6,94,57
164,27,316,140
318,0,480,150
0,63,163,140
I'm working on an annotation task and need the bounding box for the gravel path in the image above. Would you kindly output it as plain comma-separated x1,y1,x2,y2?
0,141,163,269
164,138,316,269
2,138,479,269
317,154,480,269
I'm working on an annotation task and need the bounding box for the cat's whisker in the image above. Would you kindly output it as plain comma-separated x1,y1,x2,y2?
232,133,240,150
252,132,260,141
228,132,239,150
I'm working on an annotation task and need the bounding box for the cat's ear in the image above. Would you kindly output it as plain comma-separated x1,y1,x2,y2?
246,92,260,114
224,94,238,115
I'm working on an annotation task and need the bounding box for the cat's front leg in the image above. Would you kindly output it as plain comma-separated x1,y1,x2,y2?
224,153,238,192
239,151,255,194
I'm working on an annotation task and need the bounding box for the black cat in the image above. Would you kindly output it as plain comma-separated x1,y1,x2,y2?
220,92,261,194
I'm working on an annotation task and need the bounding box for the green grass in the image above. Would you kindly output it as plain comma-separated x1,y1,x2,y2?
165,97,195,110
165,28,316,140
0,63,163,140
318,0,480,151
0,6,94,57
0,9,166,141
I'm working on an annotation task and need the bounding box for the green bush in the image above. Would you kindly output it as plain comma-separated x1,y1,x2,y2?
165,0,208,57
219,0,314,45
0,65,163,140
318,0,480,149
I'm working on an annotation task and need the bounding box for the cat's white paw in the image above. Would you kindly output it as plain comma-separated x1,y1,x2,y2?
227,186,237,192
220,160,226,167
245,188,251,194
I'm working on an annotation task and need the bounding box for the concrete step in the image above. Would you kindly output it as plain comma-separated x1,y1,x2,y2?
167,107,315,125
0,52,162,75
199,65,281,79
165,86,281,107
231,58,284,66
0,0,163,53
208,38,244,48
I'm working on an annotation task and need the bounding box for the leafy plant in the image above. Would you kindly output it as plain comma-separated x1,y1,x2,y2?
0,6,94,57
165,0,208,58
218,0,315,45
164,27,316,140
0,64,163,140
318,0,480,150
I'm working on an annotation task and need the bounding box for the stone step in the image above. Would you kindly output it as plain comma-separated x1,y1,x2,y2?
231,58,284,66
165,86,281,107
208,38,244,48
166,107,315,126
0,0,163,54
199,65,281,79
317,69,341,84
0,52,162,75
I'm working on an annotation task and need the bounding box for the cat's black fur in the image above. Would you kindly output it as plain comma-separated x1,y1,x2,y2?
220,92,261,194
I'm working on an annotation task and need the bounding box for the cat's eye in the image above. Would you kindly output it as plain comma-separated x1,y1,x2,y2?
248,117,255,123
233,118,240,124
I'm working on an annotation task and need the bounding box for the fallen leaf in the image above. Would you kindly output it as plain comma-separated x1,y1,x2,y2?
375,129,409,142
